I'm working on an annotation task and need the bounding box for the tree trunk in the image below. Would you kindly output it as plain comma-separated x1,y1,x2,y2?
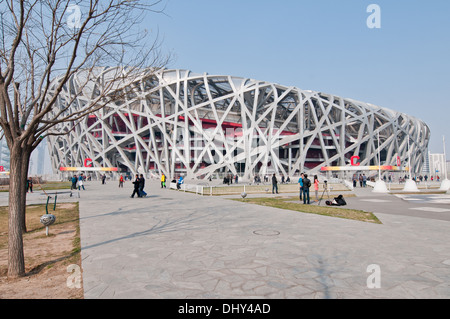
19,151,31,233
7,145,28,278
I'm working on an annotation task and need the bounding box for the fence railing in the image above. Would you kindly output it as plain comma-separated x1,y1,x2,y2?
169,182,350,196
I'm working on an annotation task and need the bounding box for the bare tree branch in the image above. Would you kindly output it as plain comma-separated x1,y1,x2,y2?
0,0,170,278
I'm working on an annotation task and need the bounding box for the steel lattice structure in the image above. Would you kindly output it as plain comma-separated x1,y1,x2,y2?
46,67,430,180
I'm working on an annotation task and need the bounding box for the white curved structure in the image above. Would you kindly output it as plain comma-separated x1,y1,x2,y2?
45,67,431,180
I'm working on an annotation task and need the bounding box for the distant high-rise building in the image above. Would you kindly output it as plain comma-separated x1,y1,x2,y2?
423,149,430,174
0,139,10,171
447,160,450,179
429,153,446,178
27,138,51,176
36,140,46,175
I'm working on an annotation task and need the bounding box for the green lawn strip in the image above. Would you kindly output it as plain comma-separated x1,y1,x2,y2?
0,202,80,250
231,196,381,224
0,182,72,193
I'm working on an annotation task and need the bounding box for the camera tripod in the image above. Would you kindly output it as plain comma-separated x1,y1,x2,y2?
317,181,331,206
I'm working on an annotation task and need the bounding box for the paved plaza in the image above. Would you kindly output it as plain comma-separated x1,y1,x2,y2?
72,180,450,299
4,180,450,298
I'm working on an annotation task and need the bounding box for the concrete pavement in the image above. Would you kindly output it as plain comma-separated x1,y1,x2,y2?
75,180,450,299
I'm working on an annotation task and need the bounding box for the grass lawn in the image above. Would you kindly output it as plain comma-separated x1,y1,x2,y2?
231,196,381,224
0,181,72,193
196,183,351,196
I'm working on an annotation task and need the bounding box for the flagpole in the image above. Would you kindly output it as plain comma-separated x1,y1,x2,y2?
444,136,447,179
378,131,381,180
407,128,412,179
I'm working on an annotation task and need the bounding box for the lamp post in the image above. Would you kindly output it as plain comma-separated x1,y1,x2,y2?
440,135,450,191
373,130,389,193
378,131,382,180
403,123,419,192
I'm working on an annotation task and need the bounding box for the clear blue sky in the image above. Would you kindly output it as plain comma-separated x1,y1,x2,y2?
146,0,450,157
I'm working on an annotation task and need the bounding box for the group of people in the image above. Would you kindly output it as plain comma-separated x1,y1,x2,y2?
298,173,319,205
254,174,291,185
409,174,439,183
71,173,86,191
352,174,368,188
130,174,147,198
349,174,442,185
124,172,181,197
270,173,319,205
223,174,238,185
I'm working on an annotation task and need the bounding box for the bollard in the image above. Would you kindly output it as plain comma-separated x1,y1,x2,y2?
42,194,58,236
40,214,56,236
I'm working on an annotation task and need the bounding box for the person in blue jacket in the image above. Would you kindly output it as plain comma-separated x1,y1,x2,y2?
298,173,304,201
177,175,184,190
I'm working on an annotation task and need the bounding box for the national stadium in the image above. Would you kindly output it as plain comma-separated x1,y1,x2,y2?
45,67,431,181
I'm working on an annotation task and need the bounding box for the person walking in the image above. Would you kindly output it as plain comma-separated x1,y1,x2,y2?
102,174,106,185
177,175,184,190
119,174,124,188
139,174,146,197
314,175,320,201
272,173,279,194
131,174,140,198
78,173,85,190
298,173,304,201
26,177,33,193
71,175,78,190
161,173,166,188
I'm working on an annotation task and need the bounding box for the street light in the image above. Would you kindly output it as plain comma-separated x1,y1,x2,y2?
440,135,450,191
403,123,419,192
373,130,389,193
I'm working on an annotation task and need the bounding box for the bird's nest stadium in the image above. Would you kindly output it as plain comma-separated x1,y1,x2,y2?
46,67,430,181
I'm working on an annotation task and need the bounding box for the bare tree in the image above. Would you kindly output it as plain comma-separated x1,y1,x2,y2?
0,0,169,278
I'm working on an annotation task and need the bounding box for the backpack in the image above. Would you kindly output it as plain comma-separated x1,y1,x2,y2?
305,178,311,188
335,195,347,206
